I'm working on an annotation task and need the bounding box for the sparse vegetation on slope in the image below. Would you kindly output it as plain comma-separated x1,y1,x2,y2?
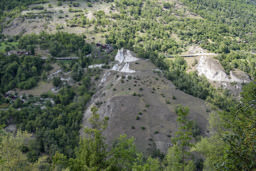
0,0,255,170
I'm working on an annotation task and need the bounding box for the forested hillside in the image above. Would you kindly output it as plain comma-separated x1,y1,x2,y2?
181,0,256,75
0,0,255,170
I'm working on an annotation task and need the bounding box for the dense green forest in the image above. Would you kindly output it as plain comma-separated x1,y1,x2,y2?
0,54,44,93
180,0,256,76
0,83,92,162
87,0,256,78
0,0,256,170
19,32,92,57
0,31,104,162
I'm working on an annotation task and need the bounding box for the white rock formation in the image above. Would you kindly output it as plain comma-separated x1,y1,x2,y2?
112,63,122,71
112,48,138,73
197,56,250,84
120,63,135,73
230,70,250,83
115,48,126,63
115,48,138,63
197,56,230,82
100,72,111,84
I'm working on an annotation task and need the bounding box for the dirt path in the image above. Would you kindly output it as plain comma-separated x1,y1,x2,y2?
166,53,217,58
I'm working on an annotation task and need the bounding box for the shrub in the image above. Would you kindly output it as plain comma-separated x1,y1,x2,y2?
53,77,62,87
31,6,44,10
163,2,171,9
88,2,93,7
57,1,62,6
73,2,80,7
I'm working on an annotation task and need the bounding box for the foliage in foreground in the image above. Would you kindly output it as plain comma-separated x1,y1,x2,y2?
0,81,255,170
193,81,256,171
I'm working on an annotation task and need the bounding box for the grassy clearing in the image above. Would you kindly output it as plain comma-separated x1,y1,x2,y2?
18,81,53,96
164,56,199,73
0,103,9,109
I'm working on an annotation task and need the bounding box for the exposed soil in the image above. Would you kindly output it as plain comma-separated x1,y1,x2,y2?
81,49,210,153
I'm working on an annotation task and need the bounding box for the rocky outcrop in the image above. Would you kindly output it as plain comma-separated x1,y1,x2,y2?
230,70,251,83
197,56,250,83
197,56,230,82
196,56,251,95
111,48,138,73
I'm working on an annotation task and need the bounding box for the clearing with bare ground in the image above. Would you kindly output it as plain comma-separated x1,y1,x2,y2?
81,49,210,153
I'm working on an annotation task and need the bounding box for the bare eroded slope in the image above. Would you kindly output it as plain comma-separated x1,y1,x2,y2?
81,49,210,153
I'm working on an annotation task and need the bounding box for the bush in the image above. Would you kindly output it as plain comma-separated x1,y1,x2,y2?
53,77,62,87
163,2,171,9
57,1,62,6
73,2,80,7
88,2,93,7
31,6,44,10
